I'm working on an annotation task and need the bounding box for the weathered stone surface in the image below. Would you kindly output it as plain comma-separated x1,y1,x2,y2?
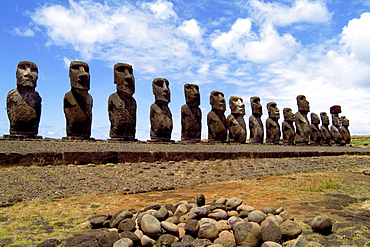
261,207,276,215
295,95,310,144
184,219,199,236
192,239,213,247
227,96,247,143
96,231,120,247
190,207,210,218
261,241,282,247
181,84,201,142
119,231,141,246
157,234,179,246
6,61,41,138
310,113,322,145
215,220,231,231
118,218,136,232
266,102,281,144
113,238,134,247
63,61,92,139
225,198,243,210
340,116,351,144
196,193,206,207
330,105,345,145
234,222,261,247
36,238,61,247
209,209,228,221
110,210,133,228
150,78,173,142
140,235,156,246
260,217,282,243
198,223,219,240
171,242,192,247
282,108,296,145
248,210,266,224
140,214,162,237
214,230,236,247
152,206,169,220
161,221,178,235
310,215,333,234
279,220,302,240
249,97,264,144
320,112,332,145
207,91,228,142
108,63,136,141
90,215,109,229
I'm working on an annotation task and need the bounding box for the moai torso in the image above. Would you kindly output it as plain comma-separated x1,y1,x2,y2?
181,84,201,141
227,96,246,143
63,61,92,138
108,63,136,140
207,91,228,142
295,95,310,144
150,78,173,141
320,112,332,145
266,102,280,144
282,108,295,145
309,113,322,145
6,61,42,137
249,97,263,144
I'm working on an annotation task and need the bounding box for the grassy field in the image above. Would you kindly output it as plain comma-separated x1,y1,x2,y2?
350,135,370,147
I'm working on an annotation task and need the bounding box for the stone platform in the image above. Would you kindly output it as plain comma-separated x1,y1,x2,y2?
0,139,369,166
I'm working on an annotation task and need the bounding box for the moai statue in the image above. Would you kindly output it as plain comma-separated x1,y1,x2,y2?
207,91,228,142
295,95,310,145
227,96,247,143
320,112,332,145
330,105,345,145
282,108,296,145
340,116,351,145
150,78,173,142
249,97,263,144
108,63,136,141
63,61,93,139
266,102,281,144
5,61,42,139
181,84,201,142
310,113,322,145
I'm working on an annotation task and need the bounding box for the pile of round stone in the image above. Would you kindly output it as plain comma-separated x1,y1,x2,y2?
89,194,326,247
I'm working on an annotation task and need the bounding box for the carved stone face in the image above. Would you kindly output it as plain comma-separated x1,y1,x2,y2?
153,78,170,103
320,112,330,125
229,96,245,115
210,91,226,111
114,63,135,96
297,95,310,114
16,61,38,89
341,116,349,127
283,108,295,121
267,102,279,120
69,61,90,91
250,97,262,116
311,113,320,125
184,84,200,107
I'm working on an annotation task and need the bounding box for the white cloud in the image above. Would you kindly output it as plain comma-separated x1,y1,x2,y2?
141,0,177,20
249,0,331,26
12,26,34,37
340,12,370,64
178,19,202,42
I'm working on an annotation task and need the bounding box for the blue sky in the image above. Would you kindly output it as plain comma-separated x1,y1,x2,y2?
1,0,370,140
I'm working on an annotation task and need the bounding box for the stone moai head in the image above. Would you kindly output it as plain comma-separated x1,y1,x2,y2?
283,108,295,122
330,105,341,126
16,61,38,90
341,116,349,127
250,97,262,117
229,96,245,115
210,91,226,112
320,112,330,125
297,95,310,114
69,61,90,92
153,78,170,103
311,113,320,125
114,63,135,96
267,102,280,120
184,84,200,107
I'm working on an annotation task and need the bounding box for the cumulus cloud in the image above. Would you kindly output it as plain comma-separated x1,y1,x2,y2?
12,26,34,37
178,19,202,42
248,0,331,26
141,0,177,20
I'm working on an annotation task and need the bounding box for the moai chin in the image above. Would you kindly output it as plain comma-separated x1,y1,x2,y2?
266,102,281,144
330,105,345,145
295,95,310,145
181,84,201,142
207,91,228,142
63,61,93,139
310,113,322,145
320,112,332,145
340,116,351,145
249,97,264,144
108,63,137,141
227,96,247,143
5,61,42,139
282,108,295,145
150,78,173,142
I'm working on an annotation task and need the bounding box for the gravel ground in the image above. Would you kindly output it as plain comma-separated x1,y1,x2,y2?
1,155,369,205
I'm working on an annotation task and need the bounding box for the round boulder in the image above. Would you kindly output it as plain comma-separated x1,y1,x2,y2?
279,220,302,240
198,223,219,240
234,222,261,247
248,210,266,224
310,215,333,235
140,214,162,237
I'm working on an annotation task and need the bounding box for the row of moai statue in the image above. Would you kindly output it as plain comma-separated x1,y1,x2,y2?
4,61,351,145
